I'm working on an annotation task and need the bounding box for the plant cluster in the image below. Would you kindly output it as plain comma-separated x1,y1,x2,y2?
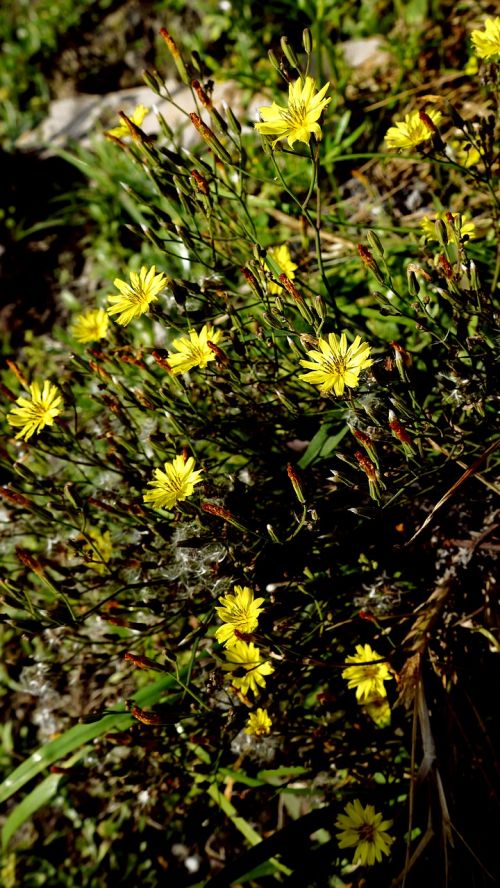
0,6,499,888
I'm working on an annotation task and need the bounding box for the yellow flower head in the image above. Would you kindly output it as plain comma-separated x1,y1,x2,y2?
7,381,63,441
342,643,392,703
82,528,113,575
299,332,373,397
420,211,477,242
222,640,274,697
335,799,394,866
385,108,442,151
107,266,168,326
143,454,202,511
471,17,500,60
255,76,331,148
106,104,150,138
267,244,298,295
448,138,480,168
215,585,265,647
167,324,223,376
71,308,109,343
245,708,272,736
364,695,391,728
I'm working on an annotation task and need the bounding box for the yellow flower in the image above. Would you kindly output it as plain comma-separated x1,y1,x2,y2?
245,708,272,736
267,244,298,295
471,17,500,59
342,643,393,703
385,108,442,151
107,266,168,326
143,454,203,511
222,640,274,697
7,381,63,441
215,585,265,647
255,76,331,148
364,695,391,728
448,138,481,168
420,211,477,242
167,324,223,375
82,528,112,575
299,332,373,397
106,104,149,138
335,799,394,866
71,308,109,343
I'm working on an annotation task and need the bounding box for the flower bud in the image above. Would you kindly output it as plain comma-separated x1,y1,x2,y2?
159,27,190,85
280,36,300,70
302,28,313,55
287,463,306,504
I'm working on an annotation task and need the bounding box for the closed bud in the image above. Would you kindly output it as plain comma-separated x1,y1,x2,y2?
407,267,420,296
202,502,249,532
266,523,281,543
435,219,448,246
142,68,164,96
189,113,232,163
268,49,281,73
314,294,327,319
438,254,454,280
357,244,385,284
286,336,302,358
280,36,300,70
225,103,241,135
191,169,209,195
279,274,314,324
159,27,190,85
129,704,162,725
287,463,306,504
302,28,313,55
241,266,264,298
366,229,384,258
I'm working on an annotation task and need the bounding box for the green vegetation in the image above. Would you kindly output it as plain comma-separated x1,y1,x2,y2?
0,2,499,886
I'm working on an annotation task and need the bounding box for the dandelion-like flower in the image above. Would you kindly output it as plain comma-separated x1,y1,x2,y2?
420,211,476,242
167,324,223,375
143,454,203,511
81,527,113,575
255,76,331,148
222,640,274,697
471,17,500,59
106,104,150,138
299,332,373,397
245,708,272,736
267,244,298,294
107,266,168,326
71,308,109,343
7,381,63,441
385,108,442,151
335,799,394,866
215,585,265,647
342,644,393,702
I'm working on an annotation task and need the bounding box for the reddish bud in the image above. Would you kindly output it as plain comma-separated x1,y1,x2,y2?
438,254,454,280
152,349,172,371
129,704,162,725
191,169,209,195
354,451,378,481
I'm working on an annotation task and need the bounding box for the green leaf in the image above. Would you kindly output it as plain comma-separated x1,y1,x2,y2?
298,425,347,468
0,672,182,805
2,772,63,850
257,765,310,783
